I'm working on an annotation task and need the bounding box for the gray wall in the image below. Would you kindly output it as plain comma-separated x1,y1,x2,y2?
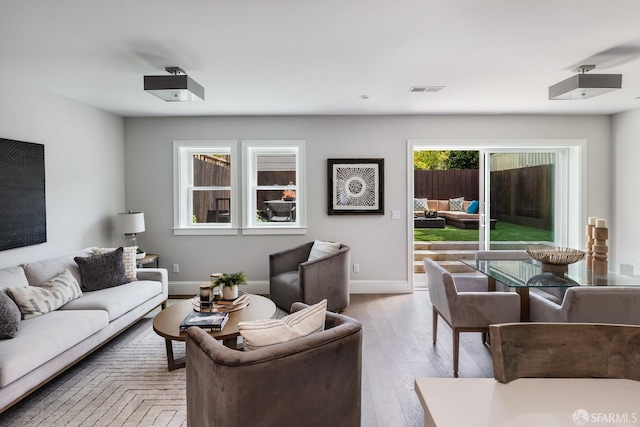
0,76,125,269
124,114,612,294
612,108,640,260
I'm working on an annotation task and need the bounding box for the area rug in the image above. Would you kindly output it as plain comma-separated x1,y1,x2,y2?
1,317,186,426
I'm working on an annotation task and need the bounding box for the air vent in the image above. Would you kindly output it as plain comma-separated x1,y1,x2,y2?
409,86,445,93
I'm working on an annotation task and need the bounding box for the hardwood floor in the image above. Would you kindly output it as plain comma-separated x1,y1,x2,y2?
340,292,493,427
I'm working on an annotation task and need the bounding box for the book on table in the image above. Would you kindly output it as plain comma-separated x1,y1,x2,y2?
180,311,229,331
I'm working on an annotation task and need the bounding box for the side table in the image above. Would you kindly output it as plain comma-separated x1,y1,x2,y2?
137,253,159,268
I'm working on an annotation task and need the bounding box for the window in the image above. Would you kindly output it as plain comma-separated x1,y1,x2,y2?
173,140,238,235
242,140,306,235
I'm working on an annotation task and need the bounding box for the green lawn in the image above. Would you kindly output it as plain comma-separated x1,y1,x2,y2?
414,221,553,242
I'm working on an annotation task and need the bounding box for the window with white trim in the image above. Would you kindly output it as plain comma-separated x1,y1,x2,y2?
173,140,238,235
242,140,306,234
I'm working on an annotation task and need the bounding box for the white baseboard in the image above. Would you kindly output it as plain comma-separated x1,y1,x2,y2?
168,280,412,296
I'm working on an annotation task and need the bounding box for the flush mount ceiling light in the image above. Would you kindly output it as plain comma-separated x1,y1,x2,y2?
144,66,205,102
548,65,622,100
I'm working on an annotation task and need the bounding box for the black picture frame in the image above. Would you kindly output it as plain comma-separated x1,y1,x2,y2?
0,138,47,251
327,158,384,215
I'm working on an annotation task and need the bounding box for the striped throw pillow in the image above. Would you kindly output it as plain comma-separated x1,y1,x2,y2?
238,299,327,351
7,269,83,320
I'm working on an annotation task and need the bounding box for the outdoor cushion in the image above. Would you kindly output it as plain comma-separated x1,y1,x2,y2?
466,200,479,214
449,197,465,211
414,198,428,210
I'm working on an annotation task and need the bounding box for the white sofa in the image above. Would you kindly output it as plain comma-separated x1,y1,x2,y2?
0,248,168,412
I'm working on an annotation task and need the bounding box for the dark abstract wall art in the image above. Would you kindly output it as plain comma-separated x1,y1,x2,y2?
0,138,46,250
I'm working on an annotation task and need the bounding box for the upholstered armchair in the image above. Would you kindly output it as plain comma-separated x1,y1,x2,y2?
185,303,363,427
269,241,350,312
530,286,640,324
424,258,520,376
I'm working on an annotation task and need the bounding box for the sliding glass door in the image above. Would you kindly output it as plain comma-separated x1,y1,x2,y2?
481,149,568,250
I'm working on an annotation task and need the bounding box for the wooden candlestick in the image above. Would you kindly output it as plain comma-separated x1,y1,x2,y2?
592,225,608,275
586,224,594,268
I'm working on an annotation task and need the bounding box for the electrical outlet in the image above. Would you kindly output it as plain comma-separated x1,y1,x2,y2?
353,263,360,273
172,264,179,273
391,210,401,220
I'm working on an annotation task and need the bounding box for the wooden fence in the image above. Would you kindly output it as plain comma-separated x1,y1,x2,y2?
415,166,553,230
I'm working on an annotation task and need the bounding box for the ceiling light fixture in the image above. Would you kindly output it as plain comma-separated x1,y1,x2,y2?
548,65,621,100
144,66,205,102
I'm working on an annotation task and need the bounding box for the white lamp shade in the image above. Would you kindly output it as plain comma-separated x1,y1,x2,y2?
117,212,145,234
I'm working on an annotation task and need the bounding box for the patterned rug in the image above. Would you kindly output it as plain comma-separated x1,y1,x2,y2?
1,317,187,426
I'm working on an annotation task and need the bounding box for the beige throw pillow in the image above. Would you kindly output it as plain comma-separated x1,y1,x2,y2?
307,240,341,262
93,246,137,281
238,299,327,351
7,269,83,320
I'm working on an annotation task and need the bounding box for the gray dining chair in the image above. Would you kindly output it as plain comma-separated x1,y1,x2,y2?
424,258,520,376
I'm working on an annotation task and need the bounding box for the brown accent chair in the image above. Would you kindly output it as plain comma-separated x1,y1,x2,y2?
185,303,363,427
424,258,520,376
490,322,640,383
269,241,350,312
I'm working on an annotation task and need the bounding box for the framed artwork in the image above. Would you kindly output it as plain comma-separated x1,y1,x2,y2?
327,158,384,215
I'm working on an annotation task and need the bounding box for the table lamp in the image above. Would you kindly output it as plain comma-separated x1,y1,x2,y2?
117,211,145,247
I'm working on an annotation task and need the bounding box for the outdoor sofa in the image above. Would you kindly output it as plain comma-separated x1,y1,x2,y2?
0,247,168,412
414,198,496,229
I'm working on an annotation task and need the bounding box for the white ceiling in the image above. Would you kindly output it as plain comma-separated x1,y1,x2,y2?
2,0,640,117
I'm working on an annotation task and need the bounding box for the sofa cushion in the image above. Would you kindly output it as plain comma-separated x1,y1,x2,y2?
238,299,327,351
414,198,428,211
0,266,30,291
0,291,21,339
449,197,465,211
6,269,83,320
308,240,341,262
75,247,130,291
0,309,109,387
60,280,162,321
23,248,94,287
93,247,138,281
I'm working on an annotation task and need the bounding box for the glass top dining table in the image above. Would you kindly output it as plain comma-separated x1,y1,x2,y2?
460,258,640,320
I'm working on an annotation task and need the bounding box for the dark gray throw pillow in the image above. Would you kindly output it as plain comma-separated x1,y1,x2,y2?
0,291,21,339
74,247,130,291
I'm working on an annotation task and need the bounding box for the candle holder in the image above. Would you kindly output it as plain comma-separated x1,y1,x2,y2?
592,223,608,275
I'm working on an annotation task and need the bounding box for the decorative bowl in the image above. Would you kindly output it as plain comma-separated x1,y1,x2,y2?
136,252,146,260
526,245,585,265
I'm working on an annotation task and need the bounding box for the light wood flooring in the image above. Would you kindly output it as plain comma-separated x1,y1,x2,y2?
278,291,494,427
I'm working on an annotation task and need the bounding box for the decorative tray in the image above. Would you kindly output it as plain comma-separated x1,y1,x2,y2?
192,292,250,313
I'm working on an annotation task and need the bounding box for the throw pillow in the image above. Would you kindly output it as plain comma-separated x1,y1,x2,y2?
414,198,428,211
93,246,138,281
449,197,465,212
0,291,21,338
238,299,327,351
6,269,83,320
308,240,341,262
75,247,130,291
466,200,480,214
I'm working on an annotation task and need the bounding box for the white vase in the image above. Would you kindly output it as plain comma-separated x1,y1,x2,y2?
222,285,238,300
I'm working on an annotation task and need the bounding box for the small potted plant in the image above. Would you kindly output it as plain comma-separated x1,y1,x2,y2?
212,271,247,300
136,247,146,260
425,209,438,218
282,189,296,201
